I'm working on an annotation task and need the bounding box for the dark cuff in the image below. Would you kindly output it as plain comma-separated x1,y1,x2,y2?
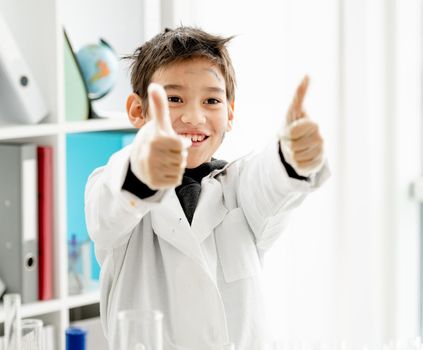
278,142,309,181
122,163,158,199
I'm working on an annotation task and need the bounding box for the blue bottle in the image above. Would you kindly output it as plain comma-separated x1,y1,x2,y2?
66,327,86,350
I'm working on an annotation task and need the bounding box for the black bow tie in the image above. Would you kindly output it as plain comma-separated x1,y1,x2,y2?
175,159,227,224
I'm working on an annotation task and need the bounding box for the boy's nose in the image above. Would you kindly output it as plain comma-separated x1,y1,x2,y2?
180,106,206,125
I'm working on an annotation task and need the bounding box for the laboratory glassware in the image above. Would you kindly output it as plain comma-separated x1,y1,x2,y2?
4,293,21,350
20,319,43,350
118,309,163,350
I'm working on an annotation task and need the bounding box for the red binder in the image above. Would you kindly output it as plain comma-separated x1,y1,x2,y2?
37,146,54,300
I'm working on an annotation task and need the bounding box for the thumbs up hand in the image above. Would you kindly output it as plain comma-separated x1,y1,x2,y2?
130,83,191,190
279,76,325,177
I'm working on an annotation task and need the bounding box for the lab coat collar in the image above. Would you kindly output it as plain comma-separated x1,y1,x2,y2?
191,176,228,242
150,176,227,274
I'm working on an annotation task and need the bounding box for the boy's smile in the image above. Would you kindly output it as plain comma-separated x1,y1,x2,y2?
150,58,234,168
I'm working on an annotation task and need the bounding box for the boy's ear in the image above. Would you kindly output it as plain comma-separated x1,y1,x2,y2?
126,93,147,128
226,100,235,132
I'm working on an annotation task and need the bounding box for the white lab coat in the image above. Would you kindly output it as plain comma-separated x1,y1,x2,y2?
85,138,330,350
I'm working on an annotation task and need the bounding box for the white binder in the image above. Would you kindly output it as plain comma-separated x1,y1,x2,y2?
0,13,48,125
0,143,39,303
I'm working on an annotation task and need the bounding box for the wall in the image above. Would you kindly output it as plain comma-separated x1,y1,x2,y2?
166,0,422,345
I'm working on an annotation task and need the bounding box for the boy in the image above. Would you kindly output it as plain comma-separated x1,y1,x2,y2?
85,26,329,350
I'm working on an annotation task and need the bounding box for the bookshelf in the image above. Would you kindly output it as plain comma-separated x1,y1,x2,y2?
0,0,155,348
0,118,133,348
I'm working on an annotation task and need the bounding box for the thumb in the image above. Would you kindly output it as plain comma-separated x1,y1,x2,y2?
286,75,309,125
148,83,174,134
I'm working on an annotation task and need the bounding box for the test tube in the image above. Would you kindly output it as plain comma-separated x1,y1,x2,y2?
20,319,43,350
4,293,21,350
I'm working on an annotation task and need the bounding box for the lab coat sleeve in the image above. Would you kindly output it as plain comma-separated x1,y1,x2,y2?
237,137,330,252
85,145,171,257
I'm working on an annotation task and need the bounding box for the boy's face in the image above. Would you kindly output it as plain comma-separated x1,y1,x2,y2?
148,58,234,168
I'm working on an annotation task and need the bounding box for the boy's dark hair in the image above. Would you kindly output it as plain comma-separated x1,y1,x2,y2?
125,26,236,113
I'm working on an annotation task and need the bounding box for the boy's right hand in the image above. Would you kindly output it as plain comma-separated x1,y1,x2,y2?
130,83,191,190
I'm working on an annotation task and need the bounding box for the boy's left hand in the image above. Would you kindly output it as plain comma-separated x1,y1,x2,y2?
279,76,325,177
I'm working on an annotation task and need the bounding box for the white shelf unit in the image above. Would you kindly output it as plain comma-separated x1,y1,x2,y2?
0,0,137,348
0,118,132,348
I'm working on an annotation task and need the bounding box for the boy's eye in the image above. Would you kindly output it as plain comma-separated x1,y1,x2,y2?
168,96,182,103
204,98,221,105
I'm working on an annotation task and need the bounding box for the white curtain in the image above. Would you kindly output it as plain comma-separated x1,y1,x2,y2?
164,0,422,345
335,0,421,344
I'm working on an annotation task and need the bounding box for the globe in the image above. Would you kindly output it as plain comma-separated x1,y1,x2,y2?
76,39,119,100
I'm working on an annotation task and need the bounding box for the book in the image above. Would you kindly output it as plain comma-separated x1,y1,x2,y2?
0,143,38,303
64,29,91,121
66,131,136,283
37,146,54,300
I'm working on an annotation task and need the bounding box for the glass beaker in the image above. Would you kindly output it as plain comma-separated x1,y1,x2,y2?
19,319,43,350
117,309,163,350
4,293,21,350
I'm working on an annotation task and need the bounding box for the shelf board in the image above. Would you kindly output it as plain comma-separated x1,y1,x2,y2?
0,117,134,140
0,290,101,323
64,117,133,133
0,298,63,323
66,289,100,309
0,123,59,140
